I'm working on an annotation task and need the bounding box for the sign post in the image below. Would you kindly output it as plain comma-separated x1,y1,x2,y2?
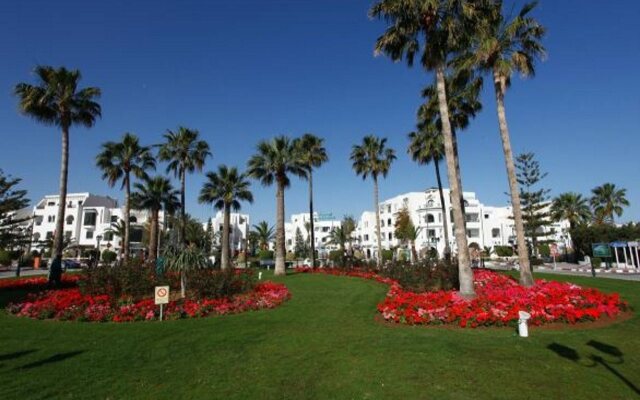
550,243,559,270
155,286,169,321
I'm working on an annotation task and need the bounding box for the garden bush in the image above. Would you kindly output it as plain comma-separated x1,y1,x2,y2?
187,268,256,299
591,257,602,268
530,257,544,266
79,262,159,301
258,250,274,260
0,249,11,266
101,250,117,264
381,249,394,262
494,245,513,257
380,259,459,293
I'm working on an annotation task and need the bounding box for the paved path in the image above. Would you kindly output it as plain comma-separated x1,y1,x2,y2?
0,268,48,279
485,261,640,282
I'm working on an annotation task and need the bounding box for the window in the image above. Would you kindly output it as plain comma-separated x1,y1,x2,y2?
46,231,53,240
387,218,391,226
386,205,391,213
104,232,114,241
465,213,479,223
426,214,435,223
492,228,500,238
381,220,385,227
66,215,74,225
86,230,94,239
47,215,55,223
130,228,143,243
110,215,118,223
467,229,479,238
35,217,42,226
33,233,41,242
322,227,330,232
484,214,490,219
388,232,393,240
427,199,434,207
428,229,436,238
129,216,137,223
64,231,72,240
364,234,369,241
83,212,97,226
47,201,55,206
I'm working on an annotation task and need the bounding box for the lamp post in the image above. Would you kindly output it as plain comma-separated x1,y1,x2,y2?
96,234,102,266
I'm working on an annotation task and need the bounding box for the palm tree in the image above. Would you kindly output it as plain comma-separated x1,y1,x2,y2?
158,126,211,247
131,176,179,263
252,221,275,251
590,183,629,225
294,134,329,268
15,66,101,265
458,1,545,287
199,165,254,270
551,192,592,230
327,225,348,265
96,133,155,261
370,0,480,297
247,136,306,276
350,136,396,267
104,220,126,258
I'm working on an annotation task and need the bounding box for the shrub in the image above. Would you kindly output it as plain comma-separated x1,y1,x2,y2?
258,250,274,260
591,257,602,268
0,249,11,266
494,246,513,257
285,251,295,262
329,250,343,263
79,262,159,301
381,259,459,293
530,257,544,266
101,250,117,264
381,249,394,262
187,268,256,299
538,243,551,258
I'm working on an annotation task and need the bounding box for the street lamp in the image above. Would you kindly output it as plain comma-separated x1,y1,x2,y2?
96,234,102,266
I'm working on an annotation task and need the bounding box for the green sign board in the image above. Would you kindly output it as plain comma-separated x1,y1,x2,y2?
317,213,335,221
591,243,611,258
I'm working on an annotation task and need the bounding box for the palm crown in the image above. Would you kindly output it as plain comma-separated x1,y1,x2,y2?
551,192,591,229
158,127,211,177
15,66,101,128
199,165,254,211
131,176,180,213
294,133,329,175
96,133,156,188
350,136,396,180
590,183,629,224
247,136,307,186
252,221,274,250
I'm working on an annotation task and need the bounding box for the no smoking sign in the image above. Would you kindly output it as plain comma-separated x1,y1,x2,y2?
155,286,170,305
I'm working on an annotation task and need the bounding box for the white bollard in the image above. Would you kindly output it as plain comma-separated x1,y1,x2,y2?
518,311,531,337
258,271,263,280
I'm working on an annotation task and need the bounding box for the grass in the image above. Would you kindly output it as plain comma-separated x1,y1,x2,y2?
0,270,638,399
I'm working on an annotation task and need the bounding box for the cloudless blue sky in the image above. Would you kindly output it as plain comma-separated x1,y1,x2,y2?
1,0,638,225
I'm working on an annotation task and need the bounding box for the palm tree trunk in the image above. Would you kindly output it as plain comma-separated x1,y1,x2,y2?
221,203,231,270
411,240,418,263
180,270,186,298
274,178,286,276
435,64,475,298
434,159,451,258
374,175,383,267
493,70,533,287
308,172,317,268
149,208,158,263
52,125,69,274
124,173,131,262
180,168,186,248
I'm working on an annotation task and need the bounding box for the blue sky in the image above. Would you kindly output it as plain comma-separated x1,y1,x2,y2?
1,0,638,225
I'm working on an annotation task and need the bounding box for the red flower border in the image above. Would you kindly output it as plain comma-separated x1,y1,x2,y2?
295,267,628,328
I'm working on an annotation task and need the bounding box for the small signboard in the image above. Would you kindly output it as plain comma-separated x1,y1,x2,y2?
591,243,611,258
550,243,559,257
628,241,639,247
155,286,169,305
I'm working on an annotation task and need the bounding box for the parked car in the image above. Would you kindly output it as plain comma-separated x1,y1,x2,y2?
62,259,81,271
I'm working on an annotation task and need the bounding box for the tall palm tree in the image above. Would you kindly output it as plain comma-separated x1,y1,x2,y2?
370,0,480,297
131,176,179,263
458,0,545,286
199,165,254,270
294,134,329,268
551,192,592,230
96,133,155,261
247,136,306,275
410,69,483,259
15,66,101,265
252,221,275,251
350,136,396,267
158,126,211,247
590,183,629,225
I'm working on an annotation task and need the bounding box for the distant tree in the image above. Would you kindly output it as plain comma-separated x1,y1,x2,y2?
294,133,328,267
350,135,396,267
294,227,308,258
204,219,214,255
515,152,551,257
199,165,254,270
130,176,179,263
327,225,348,265
590,183,629,225
15,66,101,267
551,192,592,230
394,207,421,262
342,215,357,255
158,126,211,247
0,170,30,250
247,136,306,275
252,221,275,250
96,133,155,261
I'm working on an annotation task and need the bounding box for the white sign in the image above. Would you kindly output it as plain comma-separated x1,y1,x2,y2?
155,286,169,305
628,241,639,247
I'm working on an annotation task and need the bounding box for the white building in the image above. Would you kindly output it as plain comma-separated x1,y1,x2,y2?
354,188,570,260
31,192,162,256
206,211,250,252
284,212,342,256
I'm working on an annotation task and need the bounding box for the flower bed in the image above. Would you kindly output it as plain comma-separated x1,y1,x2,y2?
295,267,628,328
6,280,290,322
0,275,81,291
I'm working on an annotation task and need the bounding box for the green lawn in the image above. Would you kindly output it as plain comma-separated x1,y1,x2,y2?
0,271,638,399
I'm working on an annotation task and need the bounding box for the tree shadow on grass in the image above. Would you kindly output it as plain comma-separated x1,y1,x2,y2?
547,341,639,396
0,349,38,368
14,351,84,370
